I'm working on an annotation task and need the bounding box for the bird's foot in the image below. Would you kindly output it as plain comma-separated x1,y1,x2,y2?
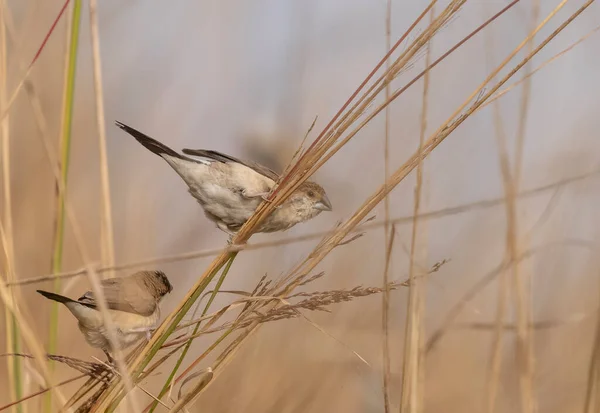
242,190,272,202
103,350,115,366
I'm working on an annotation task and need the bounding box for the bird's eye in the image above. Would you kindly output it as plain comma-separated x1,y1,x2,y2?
307,190,315,198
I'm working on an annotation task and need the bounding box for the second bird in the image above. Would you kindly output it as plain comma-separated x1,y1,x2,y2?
37,270,172,362
115,121,332,236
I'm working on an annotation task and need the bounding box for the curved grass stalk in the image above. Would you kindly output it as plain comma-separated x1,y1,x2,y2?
46,0,82,411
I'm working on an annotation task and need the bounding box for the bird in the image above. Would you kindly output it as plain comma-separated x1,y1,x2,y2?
37,270,172,363
115,121,332,238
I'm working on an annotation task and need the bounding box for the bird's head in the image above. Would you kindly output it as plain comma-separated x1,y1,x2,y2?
148,270,173,298
288,181,332,219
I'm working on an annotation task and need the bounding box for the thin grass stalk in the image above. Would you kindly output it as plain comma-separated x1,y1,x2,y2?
511,3,540,412
484,23,511,413
89,0,115,279
383,226,395,411
399,6,433,411
382,0,393,411
94,1,586,409
415,11,436,410
0,2,24,411
146,253,238,413
46,2,81,411
584,287,600,412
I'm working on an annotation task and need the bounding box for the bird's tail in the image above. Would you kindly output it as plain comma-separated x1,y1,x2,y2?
37,290,76,304
115,121,189,160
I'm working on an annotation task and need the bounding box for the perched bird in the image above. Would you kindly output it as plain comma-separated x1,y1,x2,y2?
37,270,172,362
115,121,332,236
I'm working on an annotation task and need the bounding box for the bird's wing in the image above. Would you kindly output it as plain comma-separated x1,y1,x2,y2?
181,149,280,182
78,278,157,316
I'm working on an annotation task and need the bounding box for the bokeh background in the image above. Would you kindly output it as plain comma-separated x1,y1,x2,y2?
2,0,600,411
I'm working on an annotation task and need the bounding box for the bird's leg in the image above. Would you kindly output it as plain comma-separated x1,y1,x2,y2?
128,327,155,340
103,349,114,365
216,222,237,245
241,189,272,203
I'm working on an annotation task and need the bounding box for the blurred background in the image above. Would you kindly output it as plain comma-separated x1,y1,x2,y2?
1,0,600,412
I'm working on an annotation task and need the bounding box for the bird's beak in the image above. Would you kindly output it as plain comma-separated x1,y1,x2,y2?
314,194,332,211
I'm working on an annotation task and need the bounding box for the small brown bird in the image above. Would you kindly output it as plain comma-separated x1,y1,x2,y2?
37,270,172,362
115,121,332,237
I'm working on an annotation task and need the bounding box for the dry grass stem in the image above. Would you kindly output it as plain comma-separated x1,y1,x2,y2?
584,300,600,412
501,2,542,412
88,0,116,279
484,24,511,413
382,0,393,410
399,5,434,411
0,2,23,410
